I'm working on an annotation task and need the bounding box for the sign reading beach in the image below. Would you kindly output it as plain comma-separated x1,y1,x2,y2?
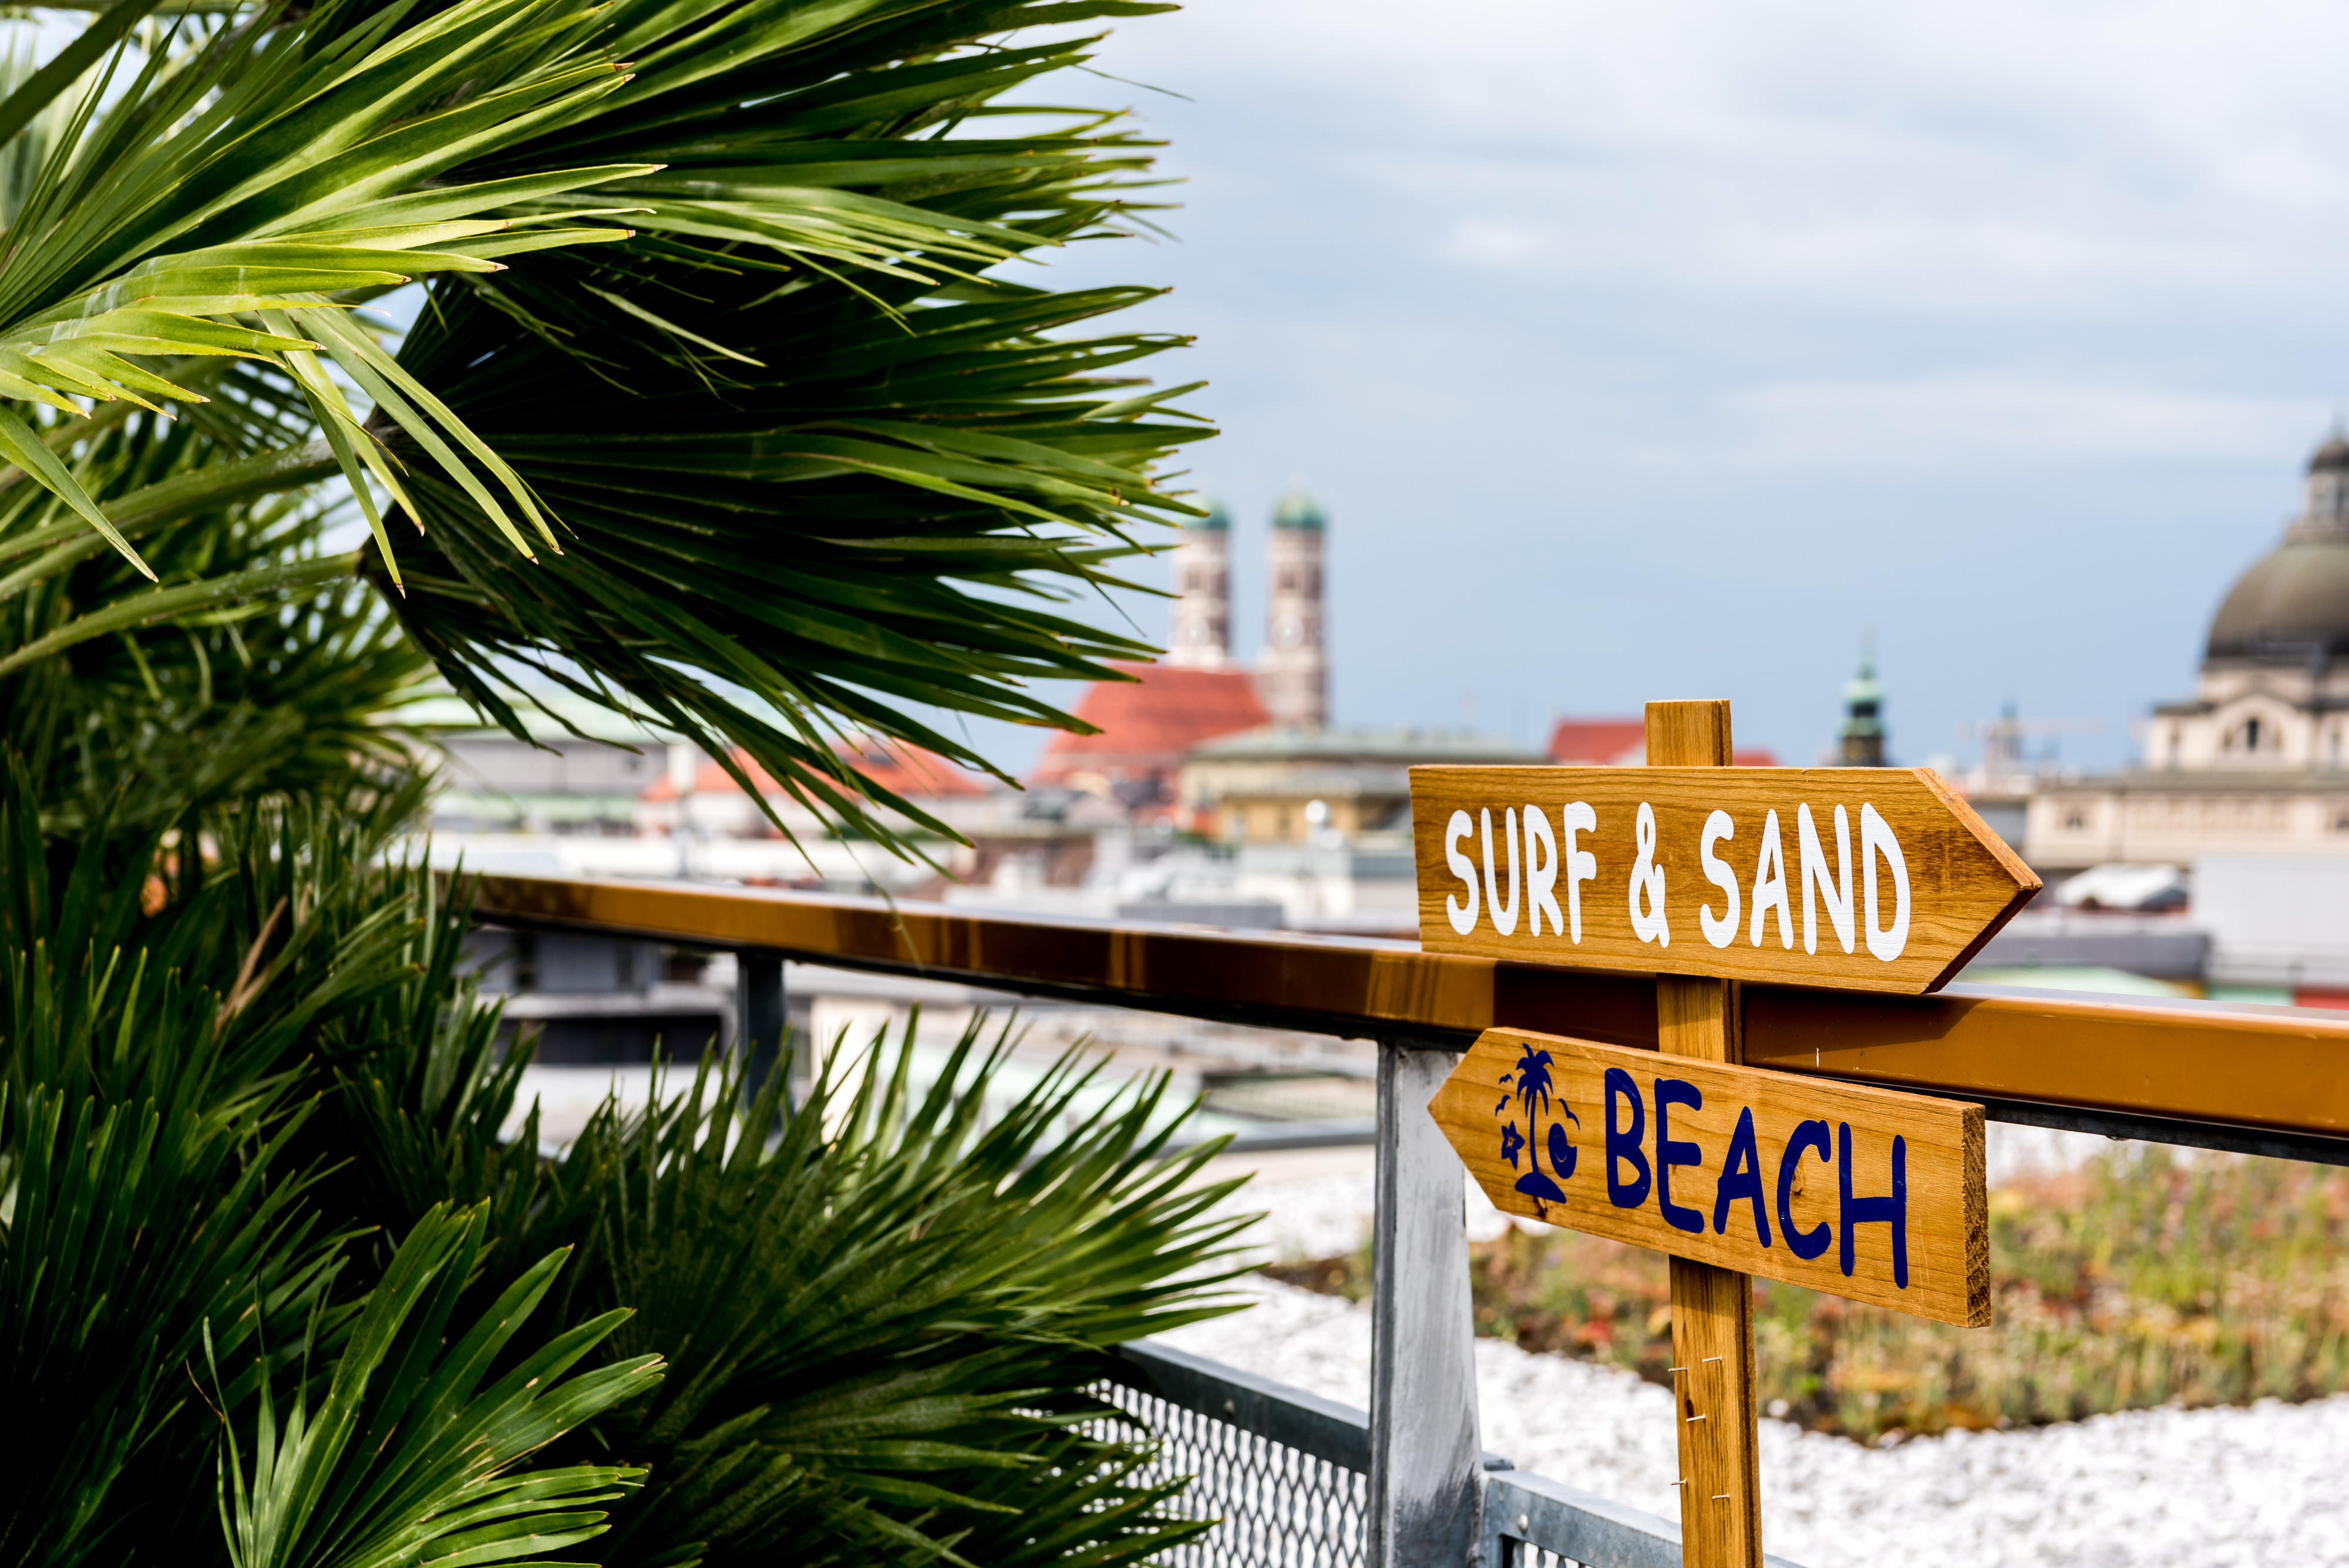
1409,765,2039,993
1431,1027,1990,1326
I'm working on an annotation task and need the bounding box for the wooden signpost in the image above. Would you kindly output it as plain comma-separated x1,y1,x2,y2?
1409,699,2037,1568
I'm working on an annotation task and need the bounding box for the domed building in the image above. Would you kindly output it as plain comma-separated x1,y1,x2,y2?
2027,435,2349,870
2153,432,2349,770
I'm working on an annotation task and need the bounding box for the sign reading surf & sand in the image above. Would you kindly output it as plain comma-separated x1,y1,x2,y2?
1409,766,2038,994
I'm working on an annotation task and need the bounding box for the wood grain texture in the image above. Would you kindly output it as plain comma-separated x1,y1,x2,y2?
1669,1254,1760,1567
1410,765,2040,994
1429,1027,1992,1326
1646,696,1732,772
1649,700,1762,1568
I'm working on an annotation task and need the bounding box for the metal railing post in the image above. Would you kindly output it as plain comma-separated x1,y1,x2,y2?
736,952,786,1109
1369,1038,1485,1567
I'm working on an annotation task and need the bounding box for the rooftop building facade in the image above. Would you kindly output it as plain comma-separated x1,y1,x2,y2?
1029,660,1270,822
1839,651,1888,765
2146,433,2349,772
1180,725,1541,844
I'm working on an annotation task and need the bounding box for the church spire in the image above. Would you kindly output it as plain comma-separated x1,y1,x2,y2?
1256,483,1329,729
1165,498,1232,669
1839,643,1887,766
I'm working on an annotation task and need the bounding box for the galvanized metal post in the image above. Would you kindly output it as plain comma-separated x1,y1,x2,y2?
1369,1039,1485,1568
736,952,786,1109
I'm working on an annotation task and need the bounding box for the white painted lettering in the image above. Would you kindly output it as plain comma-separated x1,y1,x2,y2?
1798,802,1855,955
1563,801,1598,942
1483,806,1520,936
1860,803,1910,961
1445,809,1479,934
1750,807,1792,948
1698,809,1740,949
1524,806,1562,937
1628,801,1670,947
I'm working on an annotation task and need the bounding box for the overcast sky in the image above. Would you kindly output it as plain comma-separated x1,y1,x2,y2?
971,0,2349,774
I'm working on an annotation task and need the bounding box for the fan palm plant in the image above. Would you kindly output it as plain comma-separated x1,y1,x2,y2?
0,0,1207,844
0,2,1256,1562
0,771,1254,1564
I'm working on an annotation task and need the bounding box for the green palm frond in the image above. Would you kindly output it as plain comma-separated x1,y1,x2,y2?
362,0,1207,849
0,2,1247,1553
0,767,1261,1567
0,0,651,573
0,1081,338,1567
0,405,433,832
315,863,553,1252
214,1203,664,1568
467,1015,1255,1567
0,0,1209,858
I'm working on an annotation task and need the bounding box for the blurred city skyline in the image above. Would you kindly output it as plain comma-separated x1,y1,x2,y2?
953,0,2349,776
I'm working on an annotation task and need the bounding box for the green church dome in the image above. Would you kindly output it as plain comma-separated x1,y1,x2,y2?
1271,489,1327,531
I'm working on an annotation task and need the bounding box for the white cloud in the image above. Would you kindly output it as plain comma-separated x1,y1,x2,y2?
1030,0,2349,771
1105,0,2349,308
1722,376,2316,475
1440,217,1552,267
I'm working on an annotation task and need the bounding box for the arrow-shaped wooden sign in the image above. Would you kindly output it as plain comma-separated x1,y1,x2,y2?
1409,765,2038,994
1431,1025,1990,1325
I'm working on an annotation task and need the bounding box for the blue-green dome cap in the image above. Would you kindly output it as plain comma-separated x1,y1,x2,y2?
1271,489,1326,531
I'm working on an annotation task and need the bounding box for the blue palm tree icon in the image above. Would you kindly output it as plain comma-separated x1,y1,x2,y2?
1509,1044,1574,1205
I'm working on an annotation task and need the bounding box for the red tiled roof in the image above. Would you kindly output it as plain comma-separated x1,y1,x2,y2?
1547,718,1647,766
642,739,989,800
1031,662,1271,781
1547,718,1779,769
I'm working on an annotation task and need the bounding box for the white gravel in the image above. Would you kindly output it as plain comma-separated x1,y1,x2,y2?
1163,1277,2349,1568
1171,1140,2349,1568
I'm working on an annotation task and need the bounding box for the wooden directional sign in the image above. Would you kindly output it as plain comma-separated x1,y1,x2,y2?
1433,1026,1990,1326
1415,705,2007,1568
1411,765,2038,993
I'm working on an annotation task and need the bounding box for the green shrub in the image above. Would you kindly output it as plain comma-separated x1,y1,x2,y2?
0,778,1254,1563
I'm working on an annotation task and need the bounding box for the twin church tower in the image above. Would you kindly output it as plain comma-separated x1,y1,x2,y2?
1166,489,1330,731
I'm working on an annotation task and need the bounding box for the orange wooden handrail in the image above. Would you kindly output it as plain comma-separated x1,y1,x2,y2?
470,874,2349,1156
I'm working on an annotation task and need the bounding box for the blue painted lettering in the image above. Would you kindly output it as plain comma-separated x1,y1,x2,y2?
1712,1106,1772,1247
1604,1068,1650,1209
1653,1076,1705,1233
1838,1123,1909,1287
1777,1118,1833,1260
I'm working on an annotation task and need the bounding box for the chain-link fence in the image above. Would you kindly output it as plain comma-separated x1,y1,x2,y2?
1094,1379,1367,1566
1095,1341,1802,1568
1093,1341,1369,1567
